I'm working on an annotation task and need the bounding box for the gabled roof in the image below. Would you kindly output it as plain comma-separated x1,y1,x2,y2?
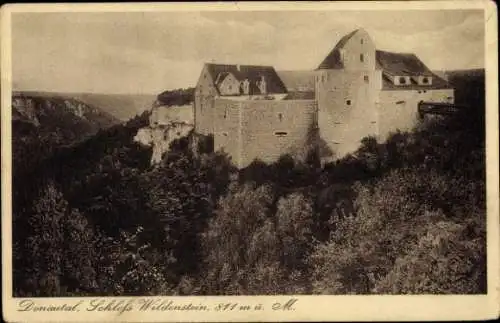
205,63,288,95
317,29,360,70
214,71,233,85
375,50,434,76
277,70,316,92
376,50,452,90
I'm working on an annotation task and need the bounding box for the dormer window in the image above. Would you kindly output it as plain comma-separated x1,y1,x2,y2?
257,76,267,94
241,79,250,95
394,76,411,86
418,76,433,85
339,49,345,63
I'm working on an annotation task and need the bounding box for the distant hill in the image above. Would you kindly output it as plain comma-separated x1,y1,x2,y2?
73,92,157,122
12,91,121,175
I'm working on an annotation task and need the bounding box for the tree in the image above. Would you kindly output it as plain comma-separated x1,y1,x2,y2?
275,192,314,270
374,217,486,294
201,183,275,294
62,208,98,295
23,182,67,296
95,227,174,296
309,166,486,295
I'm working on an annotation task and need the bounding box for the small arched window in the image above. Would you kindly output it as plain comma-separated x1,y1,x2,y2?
399,77,406,84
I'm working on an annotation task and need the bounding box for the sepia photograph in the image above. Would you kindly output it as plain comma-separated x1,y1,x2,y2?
1,1,498,322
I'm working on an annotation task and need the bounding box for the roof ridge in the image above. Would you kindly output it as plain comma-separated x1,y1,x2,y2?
205,62,275,68
376,49,416,56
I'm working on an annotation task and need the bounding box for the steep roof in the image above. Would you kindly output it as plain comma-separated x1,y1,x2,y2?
376,50,452,90
214,71,233,85
205,63,288,95
317,29,360,70
277,70,316,92
375,50,434,76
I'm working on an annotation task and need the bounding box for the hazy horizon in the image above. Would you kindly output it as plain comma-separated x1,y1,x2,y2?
12,9,485,94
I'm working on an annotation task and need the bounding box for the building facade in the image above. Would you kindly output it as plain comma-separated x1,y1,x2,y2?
194,29,455,168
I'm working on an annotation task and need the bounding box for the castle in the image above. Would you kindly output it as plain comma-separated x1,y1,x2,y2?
194,28,455,168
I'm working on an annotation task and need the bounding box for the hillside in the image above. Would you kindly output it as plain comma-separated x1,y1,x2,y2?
73,92,157,121
12,91,120,176
11,69,486,296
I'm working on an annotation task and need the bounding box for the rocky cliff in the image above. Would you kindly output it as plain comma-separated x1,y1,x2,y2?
12,91,121,176
134,104,194,164
12,92,119,130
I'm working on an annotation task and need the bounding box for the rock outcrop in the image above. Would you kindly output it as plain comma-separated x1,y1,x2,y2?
12,92,119,129
134,104,194,164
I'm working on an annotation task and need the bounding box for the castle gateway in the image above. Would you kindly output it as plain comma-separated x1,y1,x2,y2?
194,29,454,168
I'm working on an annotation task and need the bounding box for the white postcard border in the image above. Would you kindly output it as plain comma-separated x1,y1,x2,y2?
2,1,499,322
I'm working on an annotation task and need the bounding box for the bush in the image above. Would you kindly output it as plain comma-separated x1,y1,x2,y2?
309,166,486,294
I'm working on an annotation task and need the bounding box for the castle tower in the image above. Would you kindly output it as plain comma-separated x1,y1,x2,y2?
315,29,382,161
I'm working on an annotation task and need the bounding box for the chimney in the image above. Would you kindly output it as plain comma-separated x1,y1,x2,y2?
236,64,241,72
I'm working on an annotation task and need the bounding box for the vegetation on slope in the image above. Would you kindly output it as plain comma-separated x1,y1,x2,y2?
12,70,486,296
155,88,195,107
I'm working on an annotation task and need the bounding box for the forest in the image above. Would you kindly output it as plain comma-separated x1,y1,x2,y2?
11,71,486,296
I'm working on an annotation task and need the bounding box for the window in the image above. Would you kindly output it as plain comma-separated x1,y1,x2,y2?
278,113,283,121
360,54,364,62
360,39,364,44
398,77,406,84
422,77,429,84
274,131,288,137
346,99,351,106
364,75,369,83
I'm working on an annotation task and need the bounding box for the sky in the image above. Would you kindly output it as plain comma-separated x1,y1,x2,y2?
11,9,485,94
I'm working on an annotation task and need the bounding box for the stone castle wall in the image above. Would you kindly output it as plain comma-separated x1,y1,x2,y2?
316,69,382,160
377,88,455,140
212,98,317,168
212,98,243,166
239,99,317,168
